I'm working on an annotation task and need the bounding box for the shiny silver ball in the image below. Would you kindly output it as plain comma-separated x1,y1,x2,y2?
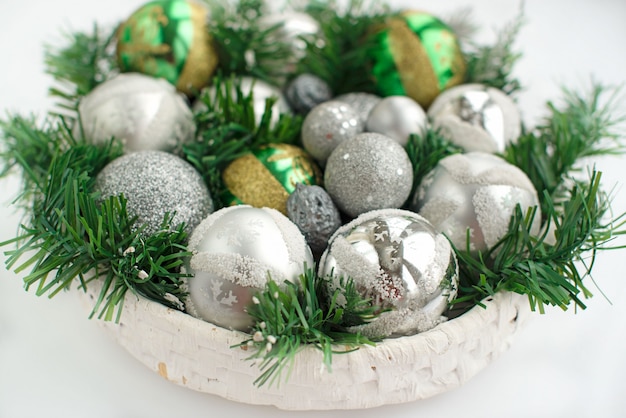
301,100,363,163
410,152,541,255
285,73,333,115
184,206,314,331
77,73,195,153
427,83,521,153
94,150,213,236
324,133,413,218
365,96,428,146
320,209,459,338
334,92,382,124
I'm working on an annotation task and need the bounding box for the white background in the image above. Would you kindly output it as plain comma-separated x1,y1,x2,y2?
1,0,625,417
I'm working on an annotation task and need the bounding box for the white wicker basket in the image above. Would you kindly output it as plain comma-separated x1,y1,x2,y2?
78,278,529,410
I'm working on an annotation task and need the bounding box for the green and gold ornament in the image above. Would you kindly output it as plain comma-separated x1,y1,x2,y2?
116,0,218,95
222,144,322,215
369,10,466,109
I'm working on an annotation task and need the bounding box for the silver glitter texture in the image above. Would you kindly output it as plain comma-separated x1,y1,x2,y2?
324,132,413,218
94,150,213,236
184,206,313,331
286,183,341,256
301,100,363,163
285,73,333,115
334,92,382,124
320,208,459,338
409,152,540,256
428,83,521,153
365,96,428,146
77,73,195,153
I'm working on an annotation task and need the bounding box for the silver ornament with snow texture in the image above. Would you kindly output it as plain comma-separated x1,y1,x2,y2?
77,73,195,153
301,100,363,163
334,92,382,124
410,152,540,256
320,209,458,338
94,150,213,236
184,206,313,331
427,83,521,153
365,96,428,146
285,73,333,115
286,183,341,255
324,133,413,218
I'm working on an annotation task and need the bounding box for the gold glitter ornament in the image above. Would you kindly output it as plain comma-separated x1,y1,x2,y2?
222,144,322,215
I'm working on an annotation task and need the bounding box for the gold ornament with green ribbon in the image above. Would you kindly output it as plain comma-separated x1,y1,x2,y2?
369,10,466,109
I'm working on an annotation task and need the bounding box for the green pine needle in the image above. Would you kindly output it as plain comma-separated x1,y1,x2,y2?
235,267,382,387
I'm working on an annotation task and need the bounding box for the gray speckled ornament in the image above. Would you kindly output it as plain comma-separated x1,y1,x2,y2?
77,73,195,153
324,133,413,218
286,183,341,255
301,100,363,163
94,150,213,236
409,152,540,256
428,83,521,153
285,73,333,115
365,96,428,146
320,208,458,338
334,92,382,124
184,206,313,331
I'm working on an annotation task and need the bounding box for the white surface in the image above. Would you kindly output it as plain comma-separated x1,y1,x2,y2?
0,0,625,417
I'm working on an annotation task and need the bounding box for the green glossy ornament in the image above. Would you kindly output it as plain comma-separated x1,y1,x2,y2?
116,0,218,95
222,144,322,215
368,10,466,109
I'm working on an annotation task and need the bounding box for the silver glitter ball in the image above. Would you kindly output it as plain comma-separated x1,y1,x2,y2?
301,100,363,163
410,152,541,255
428,83,521,153
324,132,413,218
285,73,333,115
334,92,382,124
320,209,459,338
77,73,195,153
94,150,213,236
365,96,428,146
286,183,341,256
184,206,314,331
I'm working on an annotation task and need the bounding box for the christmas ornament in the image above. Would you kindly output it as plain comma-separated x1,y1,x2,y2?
286,183,341,256
77,73,195,153
184,205,313,331
285,73,333,115
334,92,382,124
116,0,218,95
301,100,364,163
94,150,213,236
320,208,458,338
365,95,428,146
410,152,541,255
368,11,466,109
222,144,322,215
428,83,521,153
324,132,413,218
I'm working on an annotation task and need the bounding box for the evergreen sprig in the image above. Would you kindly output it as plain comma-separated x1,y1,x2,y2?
235,268,381,387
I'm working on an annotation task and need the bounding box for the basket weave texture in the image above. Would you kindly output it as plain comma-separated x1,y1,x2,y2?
79,280,529,410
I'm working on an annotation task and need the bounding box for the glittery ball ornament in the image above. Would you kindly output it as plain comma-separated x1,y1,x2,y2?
285,73,333,115
320,209,458,338
324,133,413,218
286,184,342,256
301,100,364,163
368,11,466,109
334,92,382,124
365,96,428,146
222,144,322,215
428,84,521,153
184,206,313,331
77,73,195,153
410,152,541,256
94,150,213,236
117,0,218,95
